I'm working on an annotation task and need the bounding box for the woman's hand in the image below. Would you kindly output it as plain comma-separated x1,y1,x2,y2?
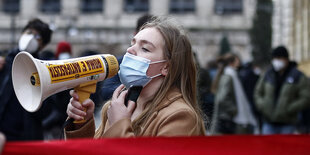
107,84,136,126
66,90,95,122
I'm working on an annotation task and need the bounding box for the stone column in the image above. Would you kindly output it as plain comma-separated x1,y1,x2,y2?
150,0,168,15
62,0,79,16
105,0,123,17
21,0,38,17
197,0,212,18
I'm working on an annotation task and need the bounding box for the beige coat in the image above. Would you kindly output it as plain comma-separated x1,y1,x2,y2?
65,88,205,138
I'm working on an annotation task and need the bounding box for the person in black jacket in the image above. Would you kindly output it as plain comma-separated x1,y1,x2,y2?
254,46,310,134
0,18,52,141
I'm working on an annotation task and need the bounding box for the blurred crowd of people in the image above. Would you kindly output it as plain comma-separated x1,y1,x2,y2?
198,46,310,135
0,15,309,143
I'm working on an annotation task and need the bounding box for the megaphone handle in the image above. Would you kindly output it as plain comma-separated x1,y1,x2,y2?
73,81,97,124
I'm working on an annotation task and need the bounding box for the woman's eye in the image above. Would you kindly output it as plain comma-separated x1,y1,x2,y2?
142,47,150,52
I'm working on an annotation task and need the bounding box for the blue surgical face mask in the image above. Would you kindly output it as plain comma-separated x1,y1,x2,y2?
118,53,167,88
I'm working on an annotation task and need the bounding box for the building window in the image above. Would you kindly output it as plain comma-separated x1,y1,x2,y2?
40,0,60,14
169,0,196,14
2,0,20,14
124,0,149,13
81,0,103,13
214,0,243,15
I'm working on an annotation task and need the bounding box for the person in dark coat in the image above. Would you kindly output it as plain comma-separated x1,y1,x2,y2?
239,62,262,132
254,46,310,134
0,18,52,141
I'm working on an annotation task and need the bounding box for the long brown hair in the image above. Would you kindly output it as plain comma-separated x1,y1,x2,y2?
95,17,205,137
211,53,239,93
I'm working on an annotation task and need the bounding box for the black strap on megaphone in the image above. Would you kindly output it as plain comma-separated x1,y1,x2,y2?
63,118,74,130
61,118,73,139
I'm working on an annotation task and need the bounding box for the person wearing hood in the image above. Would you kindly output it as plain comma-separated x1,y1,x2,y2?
55,41,72,60
0,18,52,141
254,46,310,134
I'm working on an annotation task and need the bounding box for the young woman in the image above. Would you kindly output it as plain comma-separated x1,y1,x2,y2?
65,17,205,138
210,53,257,135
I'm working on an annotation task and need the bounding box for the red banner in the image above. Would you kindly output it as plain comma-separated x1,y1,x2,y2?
3,135,310,155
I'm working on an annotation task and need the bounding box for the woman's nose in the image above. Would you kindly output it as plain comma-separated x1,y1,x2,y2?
127,45,137,55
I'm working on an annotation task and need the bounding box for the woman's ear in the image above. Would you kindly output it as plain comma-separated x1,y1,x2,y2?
161,63,169,76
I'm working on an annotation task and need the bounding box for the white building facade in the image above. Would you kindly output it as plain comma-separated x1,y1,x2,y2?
272,0,310,75
0,0,256,67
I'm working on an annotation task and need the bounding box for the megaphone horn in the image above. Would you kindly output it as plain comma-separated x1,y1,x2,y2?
12,51,119,123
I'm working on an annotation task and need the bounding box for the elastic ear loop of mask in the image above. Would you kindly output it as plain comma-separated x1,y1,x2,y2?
148,59,167,79
149,60,167,64
141,73,161,87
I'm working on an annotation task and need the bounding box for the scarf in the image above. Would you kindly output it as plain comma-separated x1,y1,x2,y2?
224,66,258,128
